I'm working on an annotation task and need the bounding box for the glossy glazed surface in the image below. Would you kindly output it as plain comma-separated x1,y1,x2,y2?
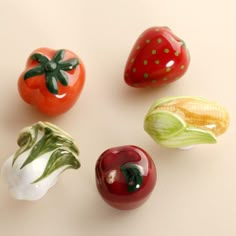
144,96,230,148
18,48,85,116
2,121,80,201
124,26,190,88
1,1,236,235
154,97,229,136
95,145,157,210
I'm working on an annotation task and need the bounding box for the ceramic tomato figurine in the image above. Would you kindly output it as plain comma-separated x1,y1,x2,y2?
18,48,85,116
95,145,157,210
124,26,190,88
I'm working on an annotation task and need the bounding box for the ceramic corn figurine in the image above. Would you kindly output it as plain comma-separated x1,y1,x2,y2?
1,121,80,200
144,96,229,148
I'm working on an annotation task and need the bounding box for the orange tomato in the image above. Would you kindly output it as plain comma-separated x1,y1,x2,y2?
18,48,85,116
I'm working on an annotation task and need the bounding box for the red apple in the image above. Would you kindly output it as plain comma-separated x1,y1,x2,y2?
95,145,157,210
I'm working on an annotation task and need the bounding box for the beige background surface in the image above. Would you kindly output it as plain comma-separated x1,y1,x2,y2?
0,0,235,235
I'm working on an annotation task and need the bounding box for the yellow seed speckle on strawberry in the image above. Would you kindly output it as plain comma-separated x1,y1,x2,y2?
174,51,179,56
152,50,157,55
124,26,190,88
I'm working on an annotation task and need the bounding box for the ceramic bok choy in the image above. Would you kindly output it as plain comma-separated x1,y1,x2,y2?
2,121,80,200
144,96,229,148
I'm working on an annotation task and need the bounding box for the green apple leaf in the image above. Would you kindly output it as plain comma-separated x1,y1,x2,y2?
120,163,143,193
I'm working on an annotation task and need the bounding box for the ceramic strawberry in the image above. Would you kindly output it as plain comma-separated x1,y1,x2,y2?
124,26,190,88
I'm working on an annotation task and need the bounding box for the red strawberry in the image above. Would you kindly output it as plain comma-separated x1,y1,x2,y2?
124,26,190,88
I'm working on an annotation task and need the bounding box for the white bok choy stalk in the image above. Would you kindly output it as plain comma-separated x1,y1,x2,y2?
1,121,80,201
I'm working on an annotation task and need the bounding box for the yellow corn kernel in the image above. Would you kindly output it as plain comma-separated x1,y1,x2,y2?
156,97,229,136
